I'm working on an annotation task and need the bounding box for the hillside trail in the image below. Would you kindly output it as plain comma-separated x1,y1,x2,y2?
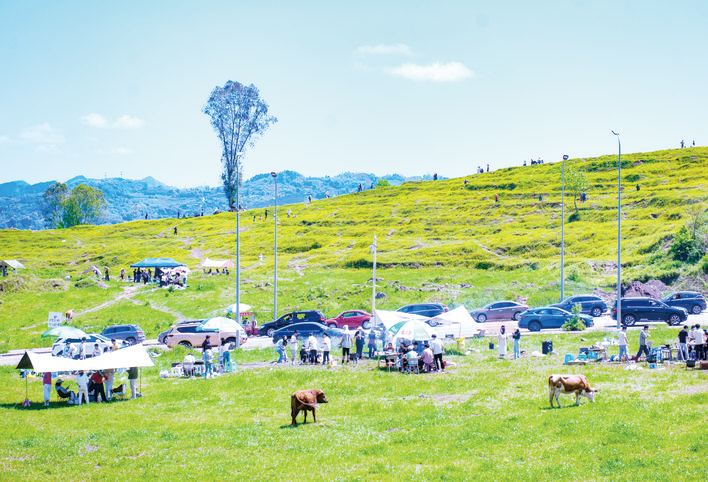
75,284,186,323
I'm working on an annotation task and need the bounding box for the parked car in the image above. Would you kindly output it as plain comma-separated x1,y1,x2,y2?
517,307,594,332
259,310,326,338
550,294,607,317
271,322,343,343
396,303,448,318
611,297,688,326
164,321,246,348
100,324,146,345
51,334,112,358
662,291,707,315
158,319,205,345
469,301,529,322
325,310,372,329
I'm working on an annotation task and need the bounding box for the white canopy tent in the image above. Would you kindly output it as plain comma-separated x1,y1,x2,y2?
16,345,155,372
200,258,235,269
427,306,486,338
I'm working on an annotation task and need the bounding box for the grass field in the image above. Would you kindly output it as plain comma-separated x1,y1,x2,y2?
2,327,707,480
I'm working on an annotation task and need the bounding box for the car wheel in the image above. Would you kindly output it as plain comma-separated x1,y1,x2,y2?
225,337,236,344
125,337,136,345
668,314,682,326
622,314,636,326
477,314,487,323
362,320,372,330
513,312,521,321
179,341,192,348
691,304,702,315
328,323,338,329
528,321,541,332
591,307,602,317
266,328,275,337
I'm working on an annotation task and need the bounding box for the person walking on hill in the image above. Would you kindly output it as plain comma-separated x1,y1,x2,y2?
636,325,650,360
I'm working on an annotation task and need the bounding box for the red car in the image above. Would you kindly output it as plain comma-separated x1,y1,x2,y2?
325,310,372,330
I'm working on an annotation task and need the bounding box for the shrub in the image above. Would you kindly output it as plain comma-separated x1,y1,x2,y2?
669,226,706,263
562,304,586,331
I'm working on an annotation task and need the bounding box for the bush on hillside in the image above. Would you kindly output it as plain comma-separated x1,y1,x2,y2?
670,226,707,263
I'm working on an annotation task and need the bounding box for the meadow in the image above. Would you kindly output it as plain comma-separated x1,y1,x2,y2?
2,327,707,480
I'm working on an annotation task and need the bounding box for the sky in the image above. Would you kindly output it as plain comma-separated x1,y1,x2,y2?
1,0,706,188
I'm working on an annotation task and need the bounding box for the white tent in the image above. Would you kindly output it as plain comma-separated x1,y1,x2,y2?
427,306,486,338
16,345,155,372
372,309,428,330
1,260,25,270
200,258,235,269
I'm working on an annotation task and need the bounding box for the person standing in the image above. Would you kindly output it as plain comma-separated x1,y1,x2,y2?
636,325,651,360
430,334,445,371
497,326,508,359
307,333,318,364
201,335,213,369
120,268,125,280
290,331,299,365
104,267,110,282
618,326,629,361
203,348,214,379
321,333,331,366
354,329,365,363
90,370,107,403
421,343,435,373
128,366,139,399
694,324,705,360
275,336,288,363
79,338,87,360
76,370,90,405
92,343,102,358
42,371,52,407
677,325,689,361
367,329,377,359
104,367,115,401
340,326,352,364
512,329,521,359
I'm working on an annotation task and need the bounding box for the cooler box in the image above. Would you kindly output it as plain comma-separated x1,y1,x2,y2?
542,341,553,354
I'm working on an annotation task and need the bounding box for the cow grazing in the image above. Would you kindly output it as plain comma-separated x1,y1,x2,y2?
548,374,597,408
291,389,328,426
65,309,75,322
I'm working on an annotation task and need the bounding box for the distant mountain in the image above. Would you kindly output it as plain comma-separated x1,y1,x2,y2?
0,171,434,230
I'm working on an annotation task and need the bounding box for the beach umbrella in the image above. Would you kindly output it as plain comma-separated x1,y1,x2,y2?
223,303,252,314
387,320,435,345
41,326,88,339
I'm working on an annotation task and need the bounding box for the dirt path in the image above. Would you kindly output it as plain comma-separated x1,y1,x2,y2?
75,285,185,323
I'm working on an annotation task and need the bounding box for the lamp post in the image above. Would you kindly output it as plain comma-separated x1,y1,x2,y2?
561,154,568,302
236,152,243,325
271,171,278,322
612,131,621,330
370,235,378,321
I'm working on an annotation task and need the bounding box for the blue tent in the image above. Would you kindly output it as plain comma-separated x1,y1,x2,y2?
130,258,185,268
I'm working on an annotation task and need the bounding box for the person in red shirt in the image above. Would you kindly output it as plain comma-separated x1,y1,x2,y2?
90,371,107,403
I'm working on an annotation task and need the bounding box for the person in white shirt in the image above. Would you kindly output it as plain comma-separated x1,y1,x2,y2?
618,326,628,361
183,352,196,377
430,334,445,371
290,332,299,365
307,334,318,364
497,326,508,359
321,334,331,365
75,371,89,405
92,343,102,358
694,324,705,360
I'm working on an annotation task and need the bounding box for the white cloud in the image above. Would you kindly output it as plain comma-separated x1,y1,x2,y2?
387,62,474,82
81,113,109,127
81,113,145,129
114,115,145,129
0,135,10,144
20,123,65,143
112,147,133,155
357,43,412,56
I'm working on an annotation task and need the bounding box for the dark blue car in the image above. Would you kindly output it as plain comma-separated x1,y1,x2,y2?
550,295,607,317
271,322,343,343
517,307,594,332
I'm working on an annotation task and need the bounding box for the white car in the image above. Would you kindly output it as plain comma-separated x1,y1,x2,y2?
51,334,112,358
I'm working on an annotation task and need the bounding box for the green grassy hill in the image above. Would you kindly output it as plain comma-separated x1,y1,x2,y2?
1,147,706,350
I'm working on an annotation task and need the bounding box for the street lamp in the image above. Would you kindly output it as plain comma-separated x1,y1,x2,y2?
236,152,243,325
271,171,278,322
561,154,569,302
370,235,378,320
612,131,621,330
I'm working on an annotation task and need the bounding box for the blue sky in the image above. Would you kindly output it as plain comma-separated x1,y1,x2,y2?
1,1,706,188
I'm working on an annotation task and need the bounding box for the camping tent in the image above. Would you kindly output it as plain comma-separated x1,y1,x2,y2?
200,258,235,269
130,258,185,268
1,260,25,270
372,309,428,330
427,306,485,338
16,345,155,372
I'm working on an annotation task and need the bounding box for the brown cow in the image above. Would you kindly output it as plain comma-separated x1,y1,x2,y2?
548,374,597,408
65,309,75,322
291,389,328,426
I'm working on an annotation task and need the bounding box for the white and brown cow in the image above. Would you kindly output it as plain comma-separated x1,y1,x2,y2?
548,374,597,408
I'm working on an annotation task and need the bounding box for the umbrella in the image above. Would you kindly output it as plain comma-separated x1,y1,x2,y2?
197,316,243,332
41,326,88,339
387,320,435,345
223,303,252,314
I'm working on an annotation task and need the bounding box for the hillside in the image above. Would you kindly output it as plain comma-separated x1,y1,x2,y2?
0,147,706,350
0,172,431,230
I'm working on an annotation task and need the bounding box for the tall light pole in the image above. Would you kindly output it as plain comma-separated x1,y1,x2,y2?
560,154,568,302
612,131,621,330
235,152,243,326
271,171,278,322
370,235,378,319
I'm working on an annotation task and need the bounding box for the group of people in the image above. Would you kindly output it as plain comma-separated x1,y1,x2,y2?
523,158,544,166
180,335,236,379
60,337,128,360
274,331,333,365
386,334,446,373
616,324,707,362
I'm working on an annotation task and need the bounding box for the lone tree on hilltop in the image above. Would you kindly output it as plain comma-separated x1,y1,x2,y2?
203,81,277,211
42,182,107,228
565,166,591,212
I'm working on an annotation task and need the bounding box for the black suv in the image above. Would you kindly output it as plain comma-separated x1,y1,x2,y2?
396,303,448,318
550,294,607,317
100,324,146,345
258,310,326,338
662,291,706,315
611,297,688,326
